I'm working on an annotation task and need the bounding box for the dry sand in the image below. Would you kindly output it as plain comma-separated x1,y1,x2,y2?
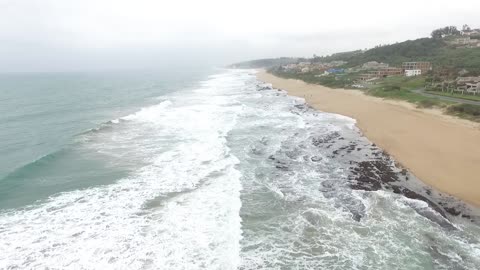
257,71,480,207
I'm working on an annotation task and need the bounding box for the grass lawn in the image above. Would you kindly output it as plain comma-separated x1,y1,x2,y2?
365,76,451,107
271,70,362,89
425,90,480,102
368,75,425,92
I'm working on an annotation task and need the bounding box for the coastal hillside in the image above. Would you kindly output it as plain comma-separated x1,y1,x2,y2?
233,25,480,75
314,38,446,66
314,38,480,74
236,25,480,122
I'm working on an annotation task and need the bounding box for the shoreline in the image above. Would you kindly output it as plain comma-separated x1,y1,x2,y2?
257,70,480,207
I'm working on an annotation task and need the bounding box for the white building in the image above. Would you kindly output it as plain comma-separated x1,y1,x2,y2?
405,69,422,77
461,29,480,36
301,67,310,73
449,36,480,47
283,64,298,70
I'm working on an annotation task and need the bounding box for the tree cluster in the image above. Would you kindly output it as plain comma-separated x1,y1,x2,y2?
431,26,460,39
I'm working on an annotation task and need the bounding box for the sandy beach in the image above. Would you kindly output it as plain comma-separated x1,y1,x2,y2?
257,70,480,207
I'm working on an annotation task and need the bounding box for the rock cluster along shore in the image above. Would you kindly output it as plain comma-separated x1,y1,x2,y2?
339,136,477,227
307,109,478,227
256,81,478,227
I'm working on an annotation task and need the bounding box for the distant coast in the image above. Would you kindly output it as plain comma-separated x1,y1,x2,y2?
257,70,480,207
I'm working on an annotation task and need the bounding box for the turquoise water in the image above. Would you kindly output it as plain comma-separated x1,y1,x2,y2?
0,68,212,209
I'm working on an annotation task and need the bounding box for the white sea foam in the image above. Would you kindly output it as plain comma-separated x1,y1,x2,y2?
1,69,479,270
0,70,247,269
223,74,480,270
121,100,173,122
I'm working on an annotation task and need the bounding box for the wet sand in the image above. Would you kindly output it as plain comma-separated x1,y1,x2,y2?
257,71,480,207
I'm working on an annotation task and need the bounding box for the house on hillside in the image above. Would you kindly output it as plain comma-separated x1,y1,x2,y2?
458,69,469,76
297,62,311,67
282,63,298,71
402,62,432,74
405,69,422,77
457,76,480,84
453,37,472,44
358,67,403,81
461,28,480,36
301,67,311,73
358,73,378,81
325,68,345,75
373,67,403,77
448,36,480,48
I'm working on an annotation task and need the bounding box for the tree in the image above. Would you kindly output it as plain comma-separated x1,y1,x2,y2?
462,24,471,32
431,26,460,39
431,29,443,39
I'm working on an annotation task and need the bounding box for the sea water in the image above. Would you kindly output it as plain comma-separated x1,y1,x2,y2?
0,69,479,269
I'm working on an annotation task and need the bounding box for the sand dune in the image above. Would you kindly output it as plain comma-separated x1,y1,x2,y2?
257,71,480,207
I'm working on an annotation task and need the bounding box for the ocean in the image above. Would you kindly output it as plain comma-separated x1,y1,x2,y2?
0,68,479,269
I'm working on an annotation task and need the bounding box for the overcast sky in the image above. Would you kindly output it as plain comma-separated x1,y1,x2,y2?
1,0,479,72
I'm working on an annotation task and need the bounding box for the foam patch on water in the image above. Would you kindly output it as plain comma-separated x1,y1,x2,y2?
0,150,241,269
224,75,480,270
122,100,173,122
0,69,250,269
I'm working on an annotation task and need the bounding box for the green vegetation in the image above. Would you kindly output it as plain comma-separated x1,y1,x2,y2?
313,38,447,67
417,99,443,108
427,47,480,75
447,104,480,121
369,87,443,107
378,76,426,90
270,69,361,88
235,34,480,75
425,90,480,102
366,76,448,107
313,37,480,75
431,26,460,39
270,71,480,121
273,71,446,107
